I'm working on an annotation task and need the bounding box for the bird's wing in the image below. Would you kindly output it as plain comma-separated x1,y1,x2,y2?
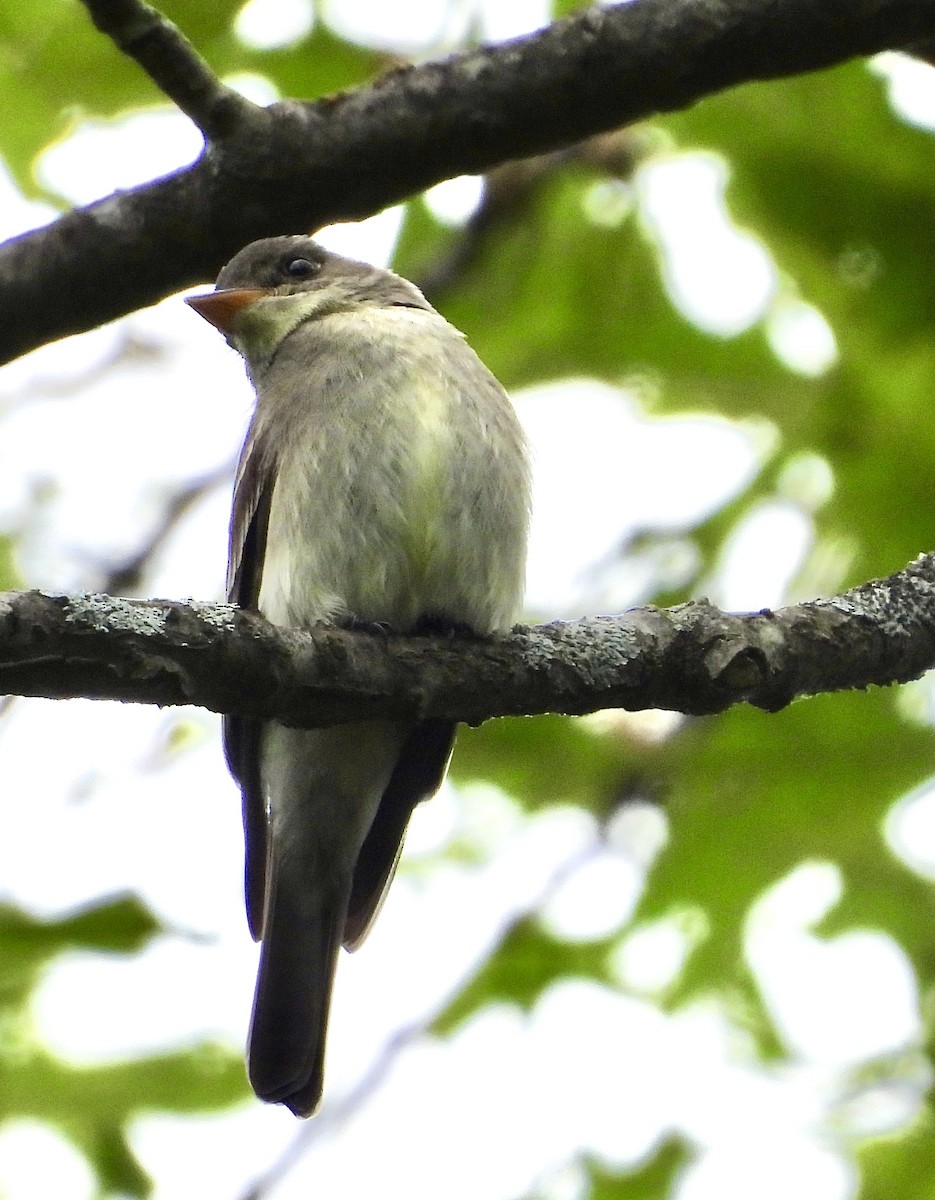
224,432,277,940
343,718,457,950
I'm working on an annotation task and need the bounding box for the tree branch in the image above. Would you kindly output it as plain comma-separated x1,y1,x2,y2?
1,0,933,363
79,0,261,138
1,552,934,727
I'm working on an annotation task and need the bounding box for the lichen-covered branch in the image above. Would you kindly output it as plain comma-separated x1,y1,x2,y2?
1,0,934,363
1,552,934,728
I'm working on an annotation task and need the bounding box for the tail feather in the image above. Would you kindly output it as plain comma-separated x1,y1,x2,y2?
247,869,349,1118
344,719,456,950
245,719,424,1114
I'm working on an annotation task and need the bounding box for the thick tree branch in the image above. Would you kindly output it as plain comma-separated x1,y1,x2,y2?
1,0,933,363
1,553,934,727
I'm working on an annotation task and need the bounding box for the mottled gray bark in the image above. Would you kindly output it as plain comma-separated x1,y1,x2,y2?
1,551,934,727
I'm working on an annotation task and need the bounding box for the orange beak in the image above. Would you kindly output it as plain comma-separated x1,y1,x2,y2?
185,288,269,334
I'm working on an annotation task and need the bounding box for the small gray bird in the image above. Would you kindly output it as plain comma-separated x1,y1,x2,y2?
187,236,529,1117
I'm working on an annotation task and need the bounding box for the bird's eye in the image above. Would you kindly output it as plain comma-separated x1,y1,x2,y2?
284,258,318,278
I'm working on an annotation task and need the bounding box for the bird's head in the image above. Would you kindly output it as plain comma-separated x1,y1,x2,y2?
186,235,430,370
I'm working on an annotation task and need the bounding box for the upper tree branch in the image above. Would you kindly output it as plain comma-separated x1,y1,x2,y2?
1,0,934,364
80,0,261,137
1,552,934,728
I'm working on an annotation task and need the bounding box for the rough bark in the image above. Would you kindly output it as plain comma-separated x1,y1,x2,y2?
2,551,934,727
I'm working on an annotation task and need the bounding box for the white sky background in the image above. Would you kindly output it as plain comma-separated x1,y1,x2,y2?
1,4,935,1197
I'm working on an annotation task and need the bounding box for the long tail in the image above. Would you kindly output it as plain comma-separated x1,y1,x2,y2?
247,861,349,1118
244,721,408,1116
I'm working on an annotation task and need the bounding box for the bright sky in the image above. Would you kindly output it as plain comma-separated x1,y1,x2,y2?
2,5,935,1198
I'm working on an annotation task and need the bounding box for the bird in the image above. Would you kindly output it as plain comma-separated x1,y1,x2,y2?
186,235,530,1117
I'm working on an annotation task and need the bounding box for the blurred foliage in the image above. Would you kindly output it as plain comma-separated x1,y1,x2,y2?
452,714,650,814
0,534,23,591
401,36,935,1200
0,895,160,1009
521,1141,692,1200
859,1103,935,1200
4,0,935,1198
587,1140,693,1199
0,898,248,1194
434,914,618,1034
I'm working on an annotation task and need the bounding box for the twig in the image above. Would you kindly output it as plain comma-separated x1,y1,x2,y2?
101,459,235,595
238,1022,422,1200
78,0,260,139
418,130,643,299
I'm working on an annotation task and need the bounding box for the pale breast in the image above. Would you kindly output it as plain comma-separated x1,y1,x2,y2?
257,305,529,634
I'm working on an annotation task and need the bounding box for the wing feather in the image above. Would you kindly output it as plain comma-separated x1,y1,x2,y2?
223,432,277,940
343,719,456,950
